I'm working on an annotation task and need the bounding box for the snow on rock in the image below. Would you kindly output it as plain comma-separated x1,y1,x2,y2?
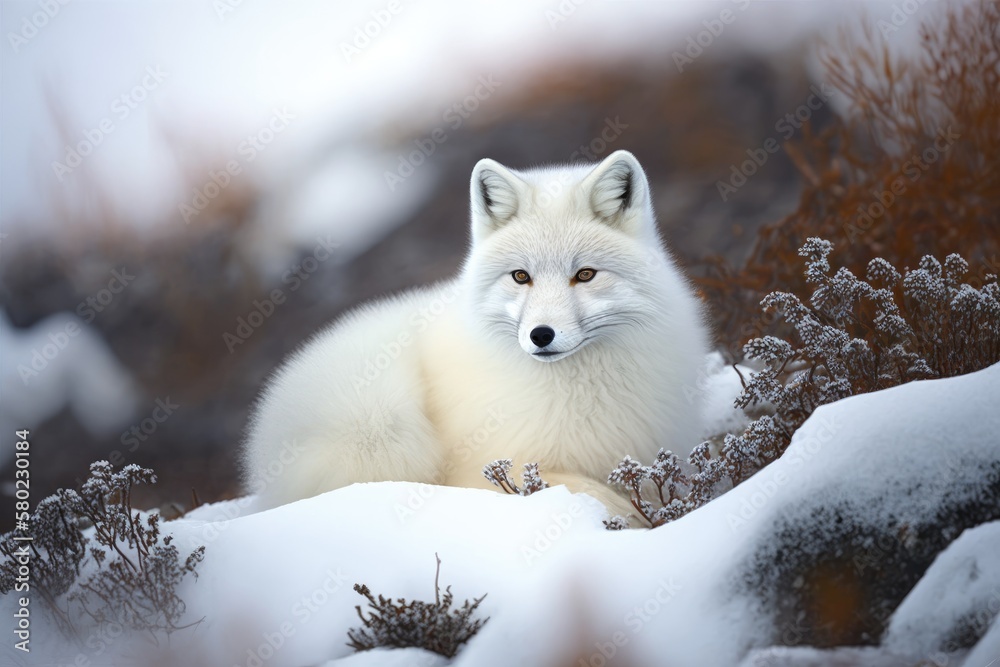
736,646,918,667
962,613,1000,667
452,362,1000,666
884,520,1000,659
320,647,448,667
731,366,1000,650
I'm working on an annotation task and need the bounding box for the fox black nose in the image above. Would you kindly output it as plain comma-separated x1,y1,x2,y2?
530,326,555,348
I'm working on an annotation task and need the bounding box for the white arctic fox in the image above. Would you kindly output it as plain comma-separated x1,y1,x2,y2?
243,150,709,517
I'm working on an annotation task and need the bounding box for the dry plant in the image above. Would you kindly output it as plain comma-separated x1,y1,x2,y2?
0,462,205,642
612,238,998,528
347,554,489,658
482,459,550,496
699,0,1000,354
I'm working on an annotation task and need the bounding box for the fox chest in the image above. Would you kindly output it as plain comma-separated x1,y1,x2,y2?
423,343,665,478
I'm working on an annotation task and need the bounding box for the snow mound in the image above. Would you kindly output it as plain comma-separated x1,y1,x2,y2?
321,647,447,667
8,363,999,667
885,520,1000,658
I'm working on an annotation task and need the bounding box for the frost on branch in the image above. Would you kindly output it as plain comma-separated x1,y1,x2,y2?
0,495,86,637
0,461,205,641
482,459,549,496
612,239,1000,528
608,446,724,529
602,516,630,531
347,554,489,658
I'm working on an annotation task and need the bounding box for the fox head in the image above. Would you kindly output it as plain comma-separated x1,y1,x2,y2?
462,150,684,363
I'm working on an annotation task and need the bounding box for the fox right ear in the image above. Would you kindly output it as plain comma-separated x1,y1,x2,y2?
470,158,527,242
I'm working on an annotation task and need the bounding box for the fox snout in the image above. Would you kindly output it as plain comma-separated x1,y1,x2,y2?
520,319,588,361
529,326,555,348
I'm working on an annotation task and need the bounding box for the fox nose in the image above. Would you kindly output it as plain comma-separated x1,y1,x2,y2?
530,326,556,348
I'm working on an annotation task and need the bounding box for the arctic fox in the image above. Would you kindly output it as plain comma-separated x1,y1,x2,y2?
243,150,709,518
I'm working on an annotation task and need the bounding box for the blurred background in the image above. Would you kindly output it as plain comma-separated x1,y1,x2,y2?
0,0,955,526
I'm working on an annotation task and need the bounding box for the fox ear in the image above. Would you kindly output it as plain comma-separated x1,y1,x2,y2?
470,158,527,241
582,150,650,233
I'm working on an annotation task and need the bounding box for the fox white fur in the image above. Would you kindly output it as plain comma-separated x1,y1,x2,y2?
243,150,708,518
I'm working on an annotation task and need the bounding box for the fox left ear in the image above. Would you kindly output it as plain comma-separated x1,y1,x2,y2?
470,158,529,243
581,150,651,233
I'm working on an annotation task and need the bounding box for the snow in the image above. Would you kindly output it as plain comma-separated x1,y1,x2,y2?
320,647,447,667
162,484,609,667
963,614,1000,667
884,520,1000,658
736,646,917,667
5,362,998,666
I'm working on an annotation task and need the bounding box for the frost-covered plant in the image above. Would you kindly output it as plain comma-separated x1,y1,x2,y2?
613,239,1000,527
728,238,999,480
482,459,549,496
347,554,488,658
0,461,205,641
0,494,87,637
602,516,630,531
607,444,725,528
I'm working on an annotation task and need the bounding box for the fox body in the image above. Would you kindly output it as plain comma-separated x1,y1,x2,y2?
243,151,709,517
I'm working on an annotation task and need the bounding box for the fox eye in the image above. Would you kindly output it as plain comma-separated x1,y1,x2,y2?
575,268,597,283
511,270,531,284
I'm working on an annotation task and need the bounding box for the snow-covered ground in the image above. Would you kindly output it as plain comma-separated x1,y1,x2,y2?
5,360,997,667
884,520,1000,659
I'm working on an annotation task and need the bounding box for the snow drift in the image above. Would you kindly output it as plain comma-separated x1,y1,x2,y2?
4,363,998,667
